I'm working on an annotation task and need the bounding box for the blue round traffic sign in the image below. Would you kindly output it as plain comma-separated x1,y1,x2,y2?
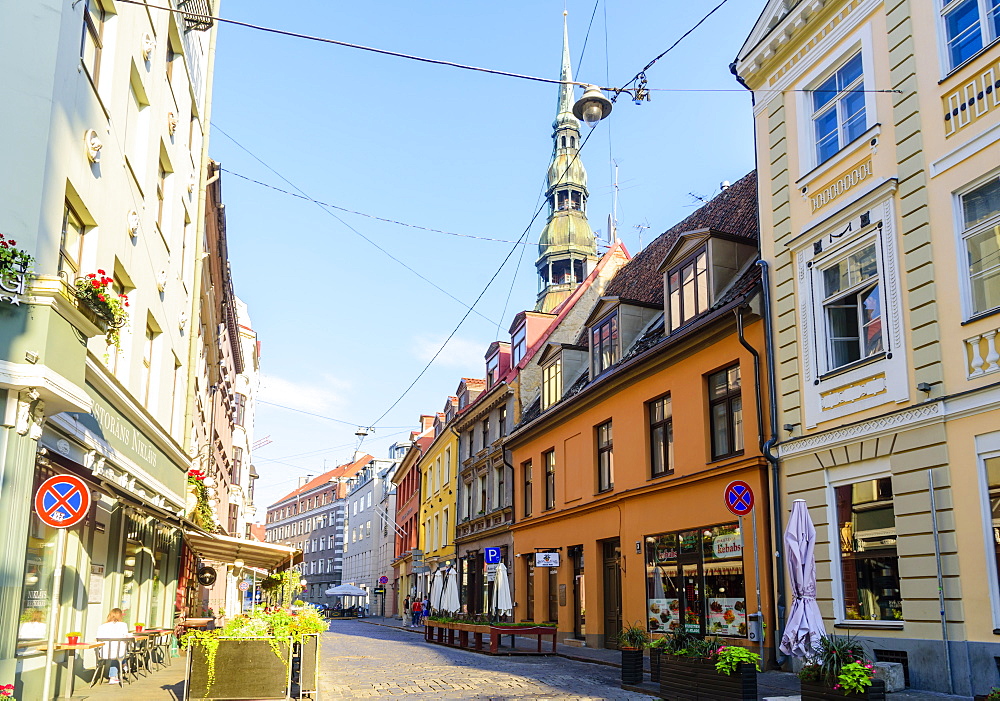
724,480,754,516
34,474,91,528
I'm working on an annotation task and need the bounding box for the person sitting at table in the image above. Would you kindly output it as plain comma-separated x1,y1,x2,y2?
95,608,130,685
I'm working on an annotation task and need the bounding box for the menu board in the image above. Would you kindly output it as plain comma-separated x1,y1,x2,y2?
646,598,680,633
707,597,747,636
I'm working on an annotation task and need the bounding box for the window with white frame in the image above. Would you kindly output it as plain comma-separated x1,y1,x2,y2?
811,53,867,165
541,358,562,410
512,325,527,366
959,175,1000,316
941,0,1000,70
667,248,709,332
591,313,618,376
486,353,500,388
821,243,884,370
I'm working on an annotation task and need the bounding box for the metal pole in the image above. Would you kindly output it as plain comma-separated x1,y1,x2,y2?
928,470,954,694
750,511,764,665
42,528,68,701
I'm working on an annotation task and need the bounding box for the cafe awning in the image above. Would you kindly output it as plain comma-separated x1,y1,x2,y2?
183,529,300,572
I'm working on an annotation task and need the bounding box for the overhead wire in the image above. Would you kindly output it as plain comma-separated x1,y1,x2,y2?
212,125,500,326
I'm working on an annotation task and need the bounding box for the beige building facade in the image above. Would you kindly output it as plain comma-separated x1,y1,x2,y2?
735,0,1000,693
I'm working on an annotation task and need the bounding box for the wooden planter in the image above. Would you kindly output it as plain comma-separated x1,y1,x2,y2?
621,648,644,685
292,634,320,696
801,679,886,700
650,648,662,684
424,621,556,655
186,638,291,700
659,656,757,701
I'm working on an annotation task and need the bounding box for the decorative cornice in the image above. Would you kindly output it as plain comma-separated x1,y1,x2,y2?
777,401,945,457
0,360,91,415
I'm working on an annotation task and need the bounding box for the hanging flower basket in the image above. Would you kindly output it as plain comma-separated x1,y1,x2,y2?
73,271,128,346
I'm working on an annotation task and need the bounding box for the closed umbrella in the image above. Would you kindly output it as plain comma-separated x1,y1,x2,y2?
780,499,827,657
430,569,445,612
493,563,513,617
440,568,461,613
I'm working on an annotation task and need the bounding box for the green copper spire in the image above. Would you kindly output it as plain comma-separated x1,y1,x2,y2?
534,12,598,313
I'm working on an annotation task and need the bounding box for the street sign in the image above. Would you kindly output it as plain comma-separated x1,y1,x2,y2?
373,587,385,595
238,580,250,592
484,547,502,564
379,575,389,584
724,480,754,516
486,563,497,582
34,474,91,528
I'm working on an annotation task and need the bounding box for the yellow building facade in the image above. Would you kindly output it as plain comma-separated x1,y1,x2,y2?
736,0,1000,693
417,402,460,600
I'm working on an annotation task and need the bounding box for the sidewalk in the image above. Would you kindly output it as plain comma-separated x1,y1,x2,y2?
358,617,974,701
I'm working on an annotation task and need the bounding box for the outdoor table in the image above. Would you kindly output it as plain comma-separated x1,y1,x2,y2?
53,642,102,699
179,618,213,630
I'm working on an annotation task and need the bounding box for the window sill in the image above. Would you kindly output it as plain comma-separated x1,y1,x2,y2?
833,621,903,630
817,352,887,383
708,451,745,465
961,306,1000,326
648,470,675,481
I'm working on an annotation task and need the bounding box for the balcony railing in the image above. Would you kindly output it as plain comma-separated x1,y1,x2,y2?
966,327,1000,378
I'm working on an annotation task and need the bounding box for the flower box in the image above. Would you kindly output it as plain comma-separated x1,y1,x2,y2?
659,655,757,701
292,633,320,696
186,638,291,700
800,679,886,700
650,647,663,683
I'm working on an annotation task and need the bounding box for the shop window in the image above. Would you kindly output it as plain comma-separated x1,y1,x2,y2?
548,568,559,623
649,395,674,477
835,477,903,621
708,365,743,460
526,559,535,621
596,421,614,492
958,175,1000,316
644,523,746,637
987,457,1000,604
18,466,60,646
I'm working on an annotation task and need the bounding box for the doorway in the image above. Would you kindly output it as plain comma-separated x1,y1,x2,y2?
602,539,622,649
571,545,586,640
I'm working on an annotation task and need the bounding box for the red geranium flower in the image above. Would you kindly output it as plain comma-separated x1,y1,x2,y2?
92,281,100,289
9,240,15,246
97,294,105,302
97,269,105,275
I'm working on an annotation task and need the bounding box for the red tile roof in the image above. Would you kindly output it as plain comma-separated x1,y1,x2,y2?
267,453,374,507
248,524,267,542
604,171,758,306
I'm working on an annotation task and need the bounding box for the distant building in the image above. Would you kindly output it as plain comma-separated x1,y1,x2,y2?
342,454,400,610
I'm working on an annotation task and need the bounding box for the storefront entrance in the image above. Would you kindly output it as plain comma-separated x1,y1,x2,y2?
602,539,621,649
570,545,585,640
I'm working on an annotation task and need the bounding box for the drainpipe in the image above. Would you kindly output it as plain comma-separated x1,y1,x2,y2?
730,58,788,667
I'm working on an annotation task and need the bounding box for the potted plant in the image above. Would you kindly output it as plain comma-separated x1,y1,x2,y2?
798,635,886,700
0,682,16,701
0,233,32,300
974,687,1000,701
66,632,82,645
649,637,666,683
658,632,759,700
617,621,649,685
73,271,128,346
134,622,145,633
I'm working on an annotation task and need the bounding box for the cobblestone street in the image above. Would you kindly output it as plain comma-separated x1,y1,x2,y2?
318,620,654,700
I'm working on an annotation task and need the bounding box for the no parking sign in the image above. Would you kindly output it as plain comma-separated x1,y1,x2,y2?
34,474,91,528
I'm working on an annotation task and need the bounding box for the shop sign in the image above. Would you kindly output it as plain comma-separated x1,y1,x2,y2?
711,533,743,560
535,552,559,567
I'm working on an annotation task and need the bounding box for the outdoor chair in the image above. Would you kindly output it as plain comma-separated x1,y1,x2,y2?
131,637,153,679
93,637,134,688
150,632,171,669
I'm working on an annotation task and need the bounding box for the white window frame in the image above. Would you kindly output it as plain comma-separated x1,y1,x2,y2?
823,458,903,629
795,187,908,428
976,429,1000,630
938,0,1000,74
511,325,527,366
795,28,876,177
541,357,562,410
953,170,1000,319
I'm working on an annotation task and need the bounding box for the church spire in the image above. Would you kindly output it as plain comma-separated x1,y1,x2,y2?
534,12,598,313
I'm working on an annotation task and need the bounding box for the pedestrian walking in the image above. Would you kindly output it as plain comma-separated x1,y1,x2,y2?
402,595,410,623
421,596,430,622
411,596,423,627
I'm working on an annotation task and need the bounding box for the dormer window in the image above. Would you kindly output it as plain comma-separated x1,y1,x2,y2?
592,313,619,376
668,249,710,333
512,326,527,366
541,358,562,410
486,354,500,389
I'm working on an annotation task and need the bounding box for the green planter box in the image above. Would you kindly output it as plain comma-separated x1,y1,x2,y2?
659,656,757,700
186,638,291,700
801,679,886,700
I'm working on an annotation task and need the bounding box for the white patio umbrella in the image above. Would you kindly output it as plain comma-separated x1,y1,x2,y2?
440,568,461,613
492,563,513,617
430,569,445,612
325,584,368,597
780,499,827,657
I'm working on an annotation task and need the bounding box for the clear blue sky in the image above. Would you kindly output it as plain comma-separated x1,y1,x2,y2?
207,0,763,511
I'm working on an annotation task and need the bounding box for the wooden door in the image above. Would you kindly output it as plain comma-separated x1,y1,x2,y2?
602,540,622,649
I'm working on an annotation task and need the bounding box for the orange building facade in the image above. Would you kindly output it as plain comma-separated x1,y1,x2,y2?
506,173,777,655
